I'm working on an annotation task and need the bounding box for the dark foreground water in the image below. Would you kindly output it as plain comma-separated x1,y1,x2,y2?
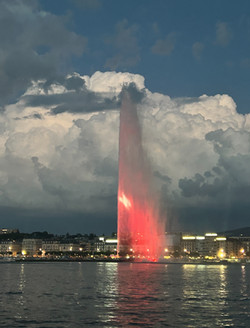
0,262,249,327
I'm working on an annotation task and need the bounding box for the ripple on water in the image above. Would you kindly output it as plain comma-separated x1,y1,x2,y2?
0,262,249,327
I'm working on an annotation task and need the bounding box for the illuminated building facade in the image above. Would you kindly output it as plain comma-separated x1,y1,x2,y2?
42,241,81,253
95,237,117,253
179,233,242,258
42,241,61,253
0,241,21,256
22,239,42,256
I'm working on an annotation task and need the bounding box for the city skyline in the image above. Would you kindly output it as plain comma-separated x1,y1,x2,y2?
0,1,250,234
1,227,250,262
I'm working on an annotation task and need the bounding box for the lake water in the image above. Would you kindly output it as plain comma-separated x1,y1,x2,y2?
0,262,249,327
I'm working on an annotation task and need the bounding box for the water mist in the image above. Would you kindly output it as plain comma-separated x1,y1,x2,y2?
117,85,164,261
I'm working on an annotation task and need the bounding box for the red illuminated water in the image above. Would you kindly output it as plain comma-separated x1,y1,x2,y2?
117,89,164,260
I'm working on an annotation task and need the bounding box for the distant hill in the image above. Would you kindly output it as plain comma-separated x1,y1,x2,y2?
218,227,250,237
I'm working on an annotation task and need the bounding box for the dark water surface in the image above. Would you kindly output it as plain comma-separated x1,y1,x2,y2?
0,262,249,327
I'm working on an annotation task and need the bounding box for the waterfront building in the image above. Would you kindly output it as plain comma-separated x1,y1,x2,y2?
42,241,81,254
179,233,242,258
0,228,247,259
104,238,117,253
164,233,182,253
227,236,250,256
94,237,117,253
226,238,241,257
58,243,80,252
82,241,94,253
95,237,105,252
181,235,197,254
0,240,21,256
22,239,42,256
201,233,218,257
42,241,61,253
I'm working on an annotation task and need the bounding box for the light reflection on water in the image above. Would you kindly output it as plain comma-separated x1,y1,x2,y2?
16,264,26,319
241,265,247,298
96,262,118,324
115,263,166,327
0,262,249,327
181,265,233,327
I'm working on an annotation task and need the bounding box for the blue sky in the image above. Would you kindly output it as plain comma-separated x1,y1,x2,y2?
40,0,250,113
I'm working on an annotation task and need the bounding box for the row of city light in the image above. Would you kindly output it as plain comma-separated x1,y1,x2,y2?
182,233,226,241
182,247,246,258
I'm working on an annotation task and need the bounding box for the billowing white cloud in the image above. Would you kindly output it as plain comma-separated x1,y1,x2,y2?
0,70,250,231
83,71,145,93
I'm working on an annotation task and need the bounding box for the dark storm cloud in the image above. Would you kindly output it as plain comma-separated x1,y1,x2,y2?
120,82,145,104
23,89,119,114
40,75,85,93
179,172,225,198
32,113,42,119
24,113,43,120
32,157,70,203
31,156,117,214
178,127,250,204
23,81,145,114
154,171,172,184
174,204,250,233
64,76,85,91
0,0,87,106
94,157,118,178
14,112,43,120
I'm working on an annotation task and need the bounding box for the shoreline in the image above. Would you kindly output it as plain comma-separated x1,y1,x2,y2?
1,257,249,265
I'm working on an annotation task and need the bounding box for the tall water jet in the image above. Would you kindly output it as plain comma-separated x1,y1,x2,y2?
117,85,165,261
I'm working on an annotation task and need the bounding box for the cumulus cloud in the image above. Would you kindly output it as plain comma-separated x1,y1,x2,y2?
215,21,232,47
21,72,146,114
0,70,249,232
23,82,119,115
0,0,87,107
0,72,141,216
177,126,250,229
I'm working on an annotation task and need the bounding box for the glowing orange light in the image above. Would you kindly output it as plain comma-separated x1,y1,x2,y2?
218,248,225,258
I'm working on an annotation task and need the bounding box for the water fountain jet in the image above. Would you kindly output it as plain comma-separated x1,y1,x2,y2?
117,85,164,261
